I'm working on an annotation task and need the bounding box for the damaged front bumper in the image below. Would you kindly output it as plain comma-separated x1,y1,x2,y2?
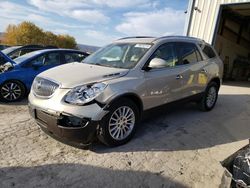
28,103,98,145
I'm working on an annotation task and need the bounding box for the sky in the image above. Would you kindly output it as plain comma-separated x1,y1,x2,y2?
0,0,189,46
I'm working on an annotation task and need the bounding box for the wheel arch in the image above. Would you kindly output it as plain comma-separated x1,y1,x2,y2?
209,77,221,89
105,93,144,118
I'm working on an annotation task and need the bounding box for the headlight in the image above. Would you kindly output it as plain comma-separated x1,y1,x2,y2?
65,83,107,105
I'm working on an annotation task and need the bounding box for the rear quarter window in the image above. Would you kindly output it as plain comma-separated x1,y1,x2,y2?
200,45,216,59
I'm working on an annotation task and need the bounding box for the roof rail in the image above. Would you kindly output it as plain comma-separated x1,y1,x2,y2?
153,35,202,42
117,36,154,40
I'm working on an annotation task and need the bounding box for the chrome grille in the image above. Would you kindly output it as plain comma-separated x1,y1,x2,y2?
32,77,59,98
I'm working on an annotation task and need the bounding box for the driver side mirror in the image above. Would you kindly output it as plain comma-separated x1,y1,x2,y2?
32,61,43,69
148,58,166,69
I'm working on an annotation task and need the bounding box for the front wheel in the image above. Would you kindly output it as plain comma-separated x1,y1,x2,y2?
198,82,219,111
97,98,139,147
0,81,26,102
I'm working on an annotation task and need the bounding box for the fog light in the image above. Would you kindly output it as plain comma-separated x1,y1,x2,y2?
58,116,89,128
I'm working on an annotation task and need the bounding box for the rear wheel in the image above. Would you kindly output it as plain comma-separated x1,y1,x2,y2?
198,82,219,111
97,98,139,147
0,81,26,102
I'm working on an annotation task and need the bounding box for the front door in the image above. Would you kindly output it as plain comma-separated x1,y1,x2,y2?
143,42,185,110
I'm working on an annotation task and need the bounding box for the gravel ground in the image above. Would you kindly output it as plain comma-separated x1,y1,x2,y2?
0,82,249,188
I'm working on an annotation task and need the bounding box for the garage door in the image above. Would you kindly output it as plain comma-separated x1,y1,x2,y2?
213,3,250,81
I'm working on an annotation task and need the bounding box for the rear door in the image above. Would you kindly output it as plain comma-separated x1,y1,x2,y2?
175,42,206,98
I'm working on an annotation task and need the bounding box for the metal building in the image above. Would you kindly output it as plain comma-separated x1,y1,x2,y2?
185,0,250,81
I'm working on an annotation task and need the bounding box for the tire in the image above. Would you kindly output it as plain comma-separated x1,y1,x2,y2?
97,98,139,147
198,81,219,111
0,80,26,102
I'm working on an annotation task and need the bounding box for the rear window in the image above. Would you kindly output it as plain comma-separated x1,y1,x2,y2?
2,46,21,55
201,45,216,59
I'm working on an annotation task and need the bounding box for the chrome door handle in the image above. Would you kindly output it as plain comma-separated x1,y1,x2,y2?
176,75,183,79
201,69,207,73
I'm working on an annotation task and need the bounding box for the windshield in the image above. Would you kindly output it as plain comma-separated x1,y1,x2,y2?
83,43,152,69
2,46,21,55
14,50,42,64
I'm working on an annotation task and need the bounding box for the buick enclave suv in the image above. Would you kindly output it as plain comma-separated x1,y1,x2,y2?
28,36,223,147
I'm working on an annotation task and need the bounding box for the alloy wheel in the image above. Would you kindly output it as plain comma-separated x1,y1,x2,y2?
206,86,217,108
108,106,135,141
1,82,22,101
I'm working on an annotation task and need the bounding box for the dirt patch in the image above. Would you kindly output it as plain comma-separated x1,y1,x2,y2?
0,83,249,187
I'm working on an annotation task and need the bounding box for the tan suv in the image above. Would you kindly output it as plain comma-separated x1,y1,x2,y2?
28,36,223,147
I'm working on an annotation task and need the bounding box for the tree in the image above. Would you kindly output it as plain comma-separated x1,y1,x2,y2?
3,21,77,49
43,31,57,46
3,24,18,45
15,22,44,45
56,34,77,49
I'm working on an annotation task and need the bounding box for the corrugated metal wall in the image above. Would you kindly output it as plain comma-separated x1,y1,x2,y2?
186,0,250,44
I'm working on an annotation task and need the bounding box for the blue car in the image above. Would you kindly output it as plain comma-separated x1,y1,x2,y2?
0,49,89,102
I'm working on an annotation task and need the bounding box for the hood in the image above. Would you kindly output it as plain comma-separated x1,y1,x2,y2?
38,62,129,88
0,51,16,66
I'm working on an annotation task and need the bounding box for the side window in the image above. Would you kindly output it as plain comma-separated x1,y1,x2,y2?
151,43,177,68
64,53,86,63
29,55,46,67
201,45,216,59
9,50,21,59
44,52,60,65
176,42,201,65
27,52,60,67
